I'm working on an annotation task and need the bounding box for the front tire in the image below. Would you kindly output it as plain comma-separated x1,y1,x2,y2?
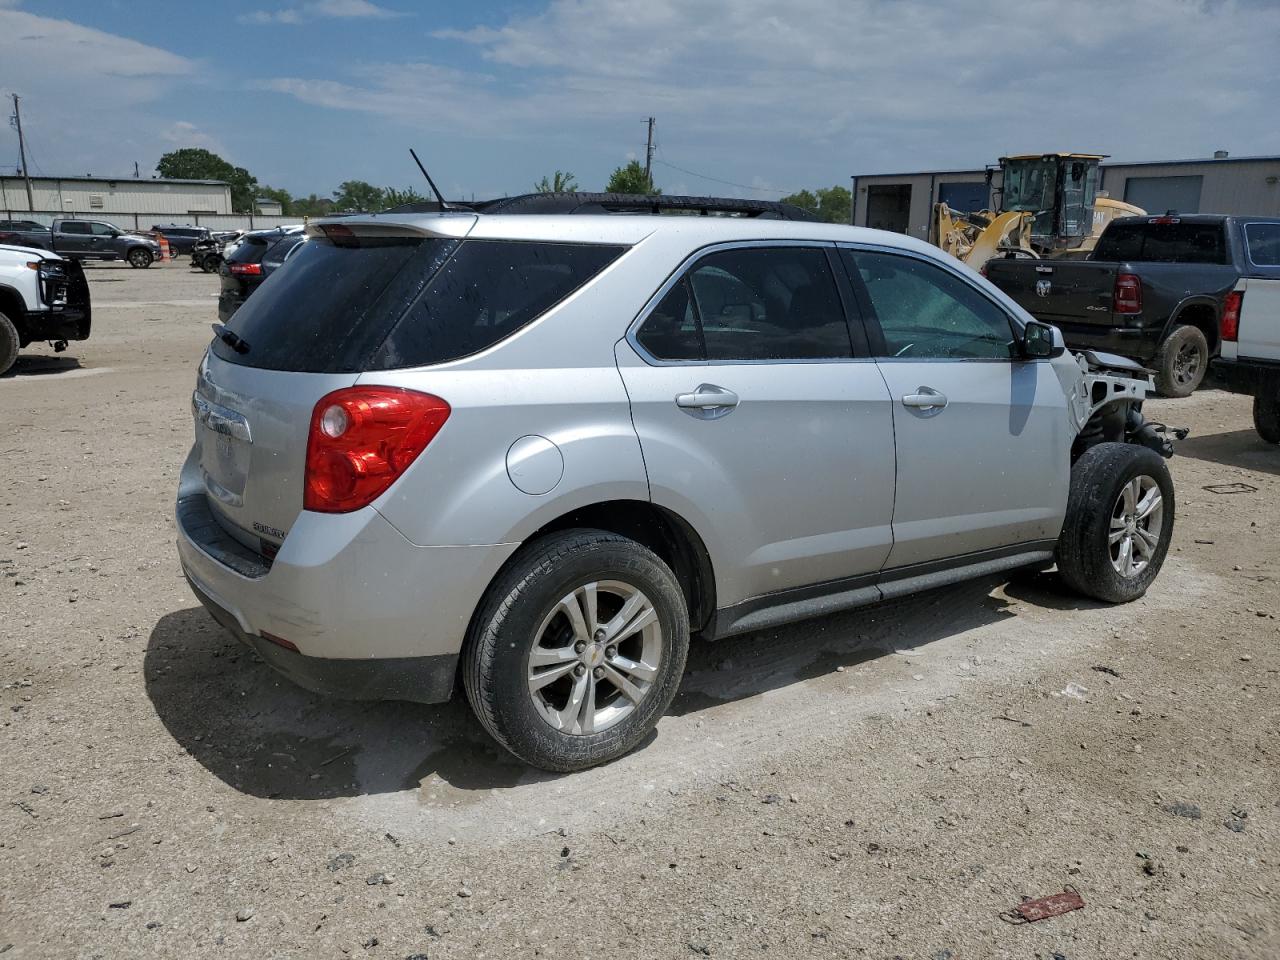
0,311,19,376
1056,443,1175,603
1154,325,1208,397
127,248,154,269
463,530,689,772
1254,394,1280,444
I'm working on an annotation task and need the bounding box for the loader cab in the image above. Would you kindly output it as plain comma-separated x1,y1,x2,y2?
999,153,1104,253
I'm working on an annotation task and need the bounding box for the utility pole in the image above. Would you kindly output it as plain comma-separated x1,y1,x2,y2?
11,94,35,211
643,116,655,193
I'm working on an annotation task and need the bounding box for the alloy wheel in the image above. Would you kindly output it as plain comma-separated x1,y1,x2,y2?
527,580,662,735
1109,475,1164,578
1173,342,1202,387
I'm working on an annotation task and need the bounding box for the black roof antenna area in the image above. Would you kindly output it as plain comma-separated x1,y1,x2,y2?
409,148,452,210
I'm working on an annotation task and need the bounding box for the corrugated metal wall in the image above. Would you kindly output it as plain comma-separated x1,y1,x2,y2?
0,177,232,215
853,158,1280,238
1099,160,1280,217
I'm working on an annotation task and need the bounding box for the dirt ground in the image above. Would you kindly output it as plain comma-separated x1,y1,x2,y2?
1,261,1277,959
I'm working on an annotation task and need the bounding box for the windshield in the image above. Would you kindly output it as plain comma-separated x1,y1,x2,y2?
1001,159,1056,213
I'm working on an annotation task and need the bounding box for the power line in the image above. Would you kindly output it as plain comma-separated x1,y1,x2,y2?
651,155,789,195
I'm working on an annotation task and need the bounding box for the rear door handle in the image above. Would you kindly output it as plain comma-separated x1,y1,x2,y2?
675,383,739,420
901,387,948,410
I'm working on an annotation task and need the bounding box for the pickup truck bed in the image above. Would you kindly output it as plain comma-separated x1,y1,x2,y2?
985,216,1260,397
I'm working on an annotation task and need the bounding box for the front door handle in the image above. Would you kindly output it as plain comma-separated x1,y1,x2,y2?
675,383,739,420
901,387,948,410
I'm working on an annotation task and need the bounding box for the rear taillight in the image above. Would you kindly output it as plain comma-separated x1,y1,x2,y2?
1113,273,1143,315
229,262,262,276
304,387,450,513
1221,290,1243,342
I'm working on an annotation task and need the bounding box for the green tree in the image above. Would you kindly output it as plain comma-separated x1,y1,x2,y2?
605,160,659,195
382,186,428,207
781,185,852,224
534,170,578,193
155,147,258,213
332,180,386,212
290,194,336,218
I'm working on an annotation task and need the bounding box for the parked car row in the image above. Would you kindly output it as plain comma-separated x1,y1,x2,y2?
0,218,163,268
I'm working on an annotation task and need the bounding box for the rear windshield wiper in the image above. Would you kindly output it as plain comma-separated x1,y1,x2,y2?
212,323,250,355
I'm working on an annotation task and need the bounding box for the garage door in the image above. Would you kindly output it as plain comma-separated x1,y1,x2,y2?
1123,175,1203,215
938,181,988,213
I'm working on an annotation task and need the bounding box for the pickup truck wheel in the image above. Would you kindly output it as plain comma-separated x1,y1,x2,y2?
463,529,689,773
1254,394,1280,444
1154,325,1208,397
1056,442,1175,604
0,311,18,376
127,248,154,269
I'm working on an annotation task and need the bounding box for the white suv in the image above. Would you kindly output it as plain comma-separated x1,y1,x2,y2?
177,193,1178,771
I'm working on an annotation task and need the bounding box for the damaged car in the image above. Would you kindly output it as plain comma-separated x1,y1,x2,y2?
175,193,1179,772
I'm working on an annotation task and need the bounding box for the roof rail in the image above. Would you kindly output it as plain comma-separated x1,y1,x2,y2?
383,192,819,221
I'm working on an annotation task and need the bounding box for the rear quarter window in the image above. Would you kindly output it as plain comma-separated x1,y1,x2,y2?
369,240,626,369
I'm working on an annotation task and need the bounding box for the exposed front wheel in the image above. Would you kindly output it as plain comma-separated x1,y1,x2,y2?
127,248,154,269
0,311,19,376
463,530,689,772
1056,442,1175,603
1154,325,1208,397
1254,394,1280,444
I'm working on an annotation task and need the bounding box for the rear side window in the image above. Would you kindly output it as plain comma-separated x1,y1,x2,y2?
1094,221,1227,264
212,237,454,372
1245,223,1280,266
370,240,625,369
634,246,852,362
59,221,89,235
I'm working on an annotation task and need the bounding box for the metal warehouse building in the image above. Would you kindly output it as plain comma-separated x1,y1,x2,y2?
851,153,1280,239
1,174,234,227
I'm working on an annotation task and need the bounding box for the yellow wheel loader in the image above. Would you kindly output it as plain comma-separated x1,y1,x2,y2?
932,153,1145,272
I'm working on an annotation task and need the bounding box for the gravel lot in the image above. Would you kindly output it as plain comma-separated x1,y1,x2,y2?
1,262,1278,959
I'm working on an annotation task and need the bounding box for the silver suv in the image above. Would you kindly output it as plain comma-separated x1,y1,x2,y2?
176,194,1177,772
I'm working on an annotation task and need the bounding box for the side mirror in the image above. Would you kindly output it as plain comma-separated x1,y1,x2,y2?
1023,320,1065,359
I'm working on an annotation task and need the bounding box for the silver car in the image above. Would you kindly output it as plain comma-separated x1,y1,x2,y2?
176,195,1176,772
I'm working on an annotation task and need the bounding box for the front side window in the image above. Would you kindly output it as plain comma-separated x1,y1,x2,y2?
635,246,852,362
89,222,116,236
846,250,1016,360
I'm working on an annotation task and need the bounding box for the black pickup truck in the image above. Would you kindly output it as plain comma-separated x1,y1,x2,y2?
986,215,1257,396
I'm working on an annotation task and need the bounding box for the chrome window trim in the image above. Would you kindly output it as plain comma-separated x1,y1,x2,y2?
624,239,877,367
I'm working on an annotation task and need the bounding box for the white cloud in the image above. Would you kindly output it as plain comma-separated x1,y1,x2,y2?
160,121,227,156
236,0,403,25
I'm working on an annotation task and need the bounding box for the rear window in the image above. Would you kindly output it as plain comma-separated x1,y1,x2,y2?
1244,222,1280,267
212,237,625,372
370,240,625,369
1093,221,1227,264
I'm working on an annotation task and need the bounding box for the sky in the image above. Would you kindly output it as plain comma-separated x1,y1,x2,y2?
2,0,1279,202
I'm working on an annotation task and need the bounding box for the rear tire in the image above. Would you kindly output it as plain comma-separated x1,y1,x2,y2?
1154,325,1208,397
201,256,221,274
0,311,18,376
462,530,689,773
1056,442,1175,603
127,248,154,269
1254,394,1280,444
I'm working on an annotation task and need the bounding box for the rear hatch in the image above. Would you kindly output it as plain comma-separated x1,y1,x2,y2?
985,258,1118,326
195,219,473,553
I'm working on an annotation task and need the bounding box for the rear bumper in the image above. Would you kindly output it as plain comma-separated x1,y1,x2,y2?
185,575,459,703
175,453,519,702
1053,321,1163,362
1209,356,1280,397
